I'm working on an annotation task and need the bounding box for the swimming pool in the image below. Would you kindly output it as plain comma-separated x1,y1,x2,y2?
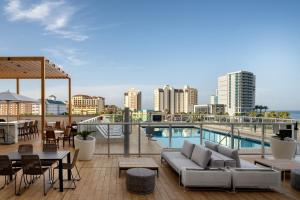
151,128,269,149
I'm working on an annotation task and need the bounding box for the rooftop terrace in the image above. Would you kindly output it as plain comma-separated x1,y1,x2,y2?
0,138,300,200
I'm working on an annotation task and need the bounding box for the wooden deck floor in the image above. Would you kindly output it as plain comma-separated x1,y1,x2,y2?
0,139,300,200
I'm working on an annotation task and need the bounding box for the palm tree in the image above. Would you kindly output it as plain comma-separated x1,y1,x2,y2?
263,106,268,113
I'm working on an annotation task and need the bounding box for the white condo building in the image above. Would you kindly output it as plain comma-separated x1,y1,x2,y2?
124,88,142,111
217,70,256,116
154,85,198,114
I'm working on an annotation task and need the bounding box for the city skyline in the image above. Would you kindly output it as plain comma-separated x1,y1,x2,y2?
0,0,299,110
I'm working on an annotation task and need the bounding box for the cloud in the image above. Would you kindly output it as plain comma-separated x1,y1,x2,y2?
42,47,88,66
4,0,88,41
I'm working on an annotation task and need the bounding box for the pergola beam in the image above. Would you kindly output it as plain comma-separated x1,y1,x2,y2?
68,78,72,125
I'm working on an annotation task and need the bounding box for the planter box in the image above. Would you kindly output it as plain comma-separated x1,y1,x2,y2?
270,137,297,160
74,135,95,160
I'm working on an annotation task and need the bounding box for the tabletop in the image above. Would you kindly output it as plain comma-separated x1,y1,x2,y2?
6,150,70,161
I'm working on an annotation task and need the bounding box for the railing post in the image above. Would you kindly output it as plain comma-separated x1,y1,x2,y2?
292,123,296,140
231,124,234,149
107,124,110,157
261,124,265,158
138,124,141,157
199,124,203,145
169,124,172,148
124,108,130,156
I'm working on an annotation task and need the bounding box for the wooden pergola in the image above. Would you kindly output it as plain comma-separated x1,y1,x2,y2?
0,56,72,138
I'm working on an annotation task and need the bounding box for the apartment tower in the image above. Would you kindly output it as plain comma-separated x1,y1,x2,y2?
217,70,256,116
124,88,142,111
154,85,197,114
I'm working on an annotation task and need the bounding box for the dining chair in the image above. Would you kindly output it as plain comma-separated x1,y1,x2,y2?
58,126,72,147
53,149,81,189
18,122,29,140
45,130,59,146
12,144,34,168
54,121,61,131
33,120,39,137
19,155,51,196
41,143,58,183
0,155,21,195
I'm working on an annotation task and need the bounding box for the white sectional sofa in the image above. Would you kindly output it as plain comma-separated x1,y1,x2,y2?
161,140,281,190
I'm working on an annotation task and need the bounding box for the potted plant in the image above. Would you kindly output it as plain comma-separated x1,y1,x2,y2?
74,131,96,160
270,128,297,160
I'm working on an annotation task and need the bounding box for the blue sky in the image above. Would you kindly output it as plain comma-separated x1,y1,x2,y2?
0,0,300,110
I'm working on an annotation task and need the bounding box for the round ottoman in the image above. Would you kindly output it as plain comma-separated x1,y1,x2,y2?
291,169,300,190
126,168,155,194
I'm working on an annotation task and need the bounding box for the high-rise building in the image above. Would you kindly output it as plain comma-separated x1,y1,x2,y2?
154,85,198,114
71,95,105,115
216,70,256,116
183,85,198,113
124,88,142,111
154,88,164,112
210,95,218,105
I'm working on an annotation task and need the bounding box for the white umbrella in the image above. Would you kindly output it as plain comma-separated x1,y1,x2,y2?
0,90,37,144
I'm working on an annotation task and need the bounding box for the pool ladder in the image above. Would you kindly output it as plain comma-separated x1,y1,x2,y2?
218,128,240,149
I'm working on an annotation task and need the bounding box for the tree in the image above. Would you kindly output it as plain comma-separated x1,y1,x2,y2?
279,112,290,119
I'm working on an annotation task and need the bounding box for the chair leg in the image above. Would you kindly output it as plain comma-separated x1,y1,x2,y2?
14,174,18,195
74,165,81,181
18,174,24,195
0,176,7,190
43,174,46,196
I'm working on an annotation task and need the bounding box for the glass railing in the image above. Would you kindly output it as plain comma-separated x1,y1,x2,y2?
78,118,298,157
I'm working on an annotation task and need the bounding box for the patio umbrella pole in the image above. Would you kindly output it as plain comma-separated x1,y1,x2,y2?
4,100,13,144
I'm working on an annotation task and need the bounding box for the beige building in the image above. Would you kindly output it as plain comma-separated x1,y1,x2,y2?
154,85,198,114
183,85,198,113
71,95,105,115
0,103,32,115
124,88,142,111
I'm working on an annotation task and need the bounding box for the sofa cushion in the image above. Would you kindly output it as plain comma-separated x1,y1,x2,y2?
161,151,202,174
205,141,219,152
217,145,241,167
211,151,236,167
209,154,225,168
191,145,212,168
181,140,195,158
240,160,259,169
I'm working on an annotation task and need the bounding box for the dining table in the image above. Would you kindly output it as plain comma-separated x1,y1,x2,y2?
7,150,71,192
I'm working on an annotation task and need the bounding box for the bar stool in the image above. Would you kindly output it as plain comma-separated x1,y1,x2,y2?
0,129,5,142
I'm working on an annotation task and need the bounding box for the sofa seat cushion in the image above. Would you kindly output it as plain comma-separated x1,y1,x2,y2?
240,160,259,169
211,151,236,168
205,141,219,152
191,145,212,168
209,154,225,168
181,140,195,158
161,151,202,174
217,145,241,167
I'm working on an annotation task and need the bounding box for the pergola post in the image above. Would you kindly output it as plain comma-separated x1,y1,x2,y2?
68,78,72,125
41,58,46,140
16,78,20,120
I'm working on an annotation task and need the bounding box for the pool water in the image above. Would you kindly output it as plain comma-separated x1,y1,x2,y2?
151,128,269,149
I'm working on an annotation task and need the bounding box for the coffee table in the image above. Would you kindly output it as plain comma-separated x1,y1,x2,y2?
118,158,159,177
254,157,300,181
